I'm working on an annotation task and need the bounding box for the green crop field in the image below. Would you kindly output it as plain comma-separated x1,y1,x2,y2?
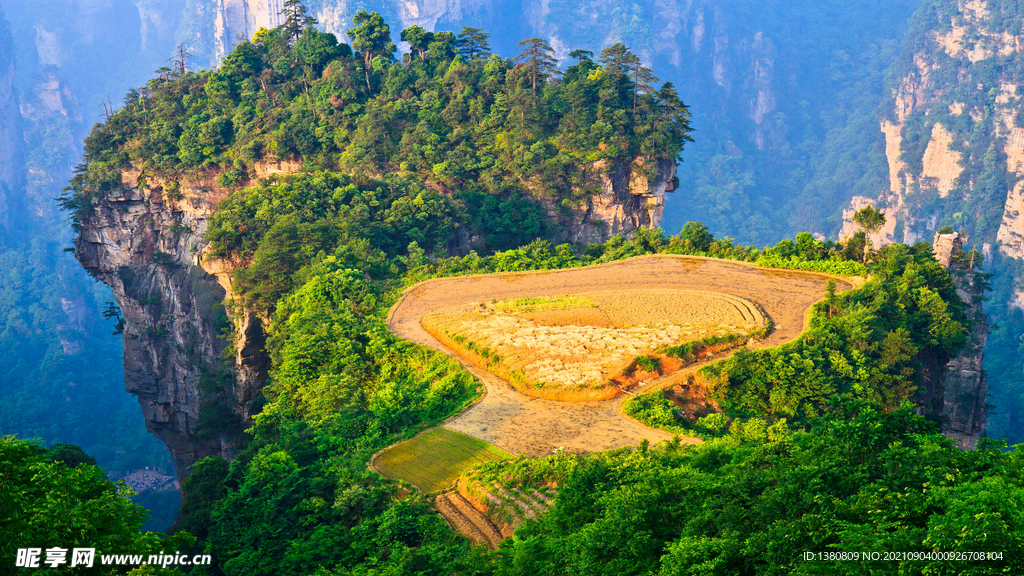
373,428,512,493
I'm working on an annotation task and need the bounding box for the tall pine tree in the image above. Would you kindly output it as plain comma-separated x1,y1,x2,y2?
456,27,491,60
515,38,559,94
280,0,317,44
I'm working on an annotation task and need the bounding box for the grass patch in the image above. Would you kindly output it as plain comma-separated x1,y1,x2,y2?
374,428,511,494
495,295,595,313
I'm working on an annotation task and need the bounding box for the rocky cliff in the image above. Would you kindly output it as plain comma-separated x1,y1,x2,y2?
837,0,1023,442
917,231,989,448
840,0,1021,246
547,157,677,245
73,170,268,481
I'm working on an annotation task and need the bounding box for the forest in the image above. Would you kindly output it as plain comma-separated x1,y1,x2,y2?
8,3,1020,575
61,4,691,253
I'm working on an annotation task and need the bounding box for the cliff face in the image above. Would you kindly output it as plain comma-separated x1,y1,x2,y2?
917,232,988,449
73,170,269,481
547,157,677,245
835,0,1024,443
842,0,1024,260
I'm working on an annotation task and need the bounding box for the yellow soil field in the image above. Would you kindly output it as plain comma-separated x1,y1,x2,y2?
422,290,764,395
387,254,851,457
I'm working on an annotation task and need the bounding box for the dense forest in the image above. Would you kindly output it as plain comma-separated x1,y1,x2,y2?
62,5,691,253
6,3,1020,575
9,219,1020,574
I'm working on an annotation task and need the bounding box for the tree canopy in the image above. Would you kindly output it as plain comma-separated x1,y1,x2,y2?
60,11,694,243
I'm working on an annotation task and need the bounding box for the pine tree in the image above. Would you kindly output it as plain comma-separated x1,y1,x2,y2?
626,54,658,114
456,27,491,60
280,0,317,44
514,38,559,94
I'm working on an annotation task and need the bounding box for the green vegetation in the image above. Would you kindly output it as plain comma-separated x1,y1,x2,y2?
634,355,660,373
493,403,1024,575
60,10,693,256
660,333,748,362
494,295,596,313
0,436,188,571
627,241,967,434
374,428,511,494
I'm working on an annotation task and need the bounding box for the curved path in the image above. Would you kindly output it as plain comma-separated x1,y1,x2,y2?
388,255,851,457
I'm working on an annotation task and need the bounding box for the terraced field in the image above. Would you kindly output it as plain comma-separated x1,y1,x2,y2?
387,254,850,458
422,290,766,400
458,476,557,538
435,492,504,549
380,255,853,548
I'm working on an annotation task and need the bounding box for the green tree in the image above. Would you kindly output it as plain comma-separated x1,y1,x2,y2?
1,437,189,573
853,204,886,262
625,53,657,114
347,10,395,91
515,38,559,94
400,25,432,61
279,0,317,44
456,26,491,61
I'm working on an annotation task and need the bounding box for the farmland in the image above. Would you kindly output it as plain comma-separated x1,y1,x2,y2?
388,255,850,457
422,290,766,399
372,428,512,494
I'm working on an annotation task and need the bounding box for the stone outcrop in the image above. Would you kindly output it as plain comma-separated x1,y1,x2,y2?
546,157,677,245
211,0,282,62
917,232,989,449
842,0,1022,250
73,169,271,483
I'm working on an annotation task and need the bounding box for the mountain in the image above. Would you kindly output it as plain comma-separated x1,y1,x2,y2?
0,0,189,530
838,0,1024,442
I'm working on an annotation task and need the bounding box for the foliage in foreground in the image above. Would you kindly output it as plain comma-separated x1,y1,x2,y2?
0,437,188,575
494,403,1024,576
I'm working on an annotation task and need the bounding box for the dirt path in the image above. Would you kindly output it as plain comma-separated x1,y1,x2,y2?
388,255,850,457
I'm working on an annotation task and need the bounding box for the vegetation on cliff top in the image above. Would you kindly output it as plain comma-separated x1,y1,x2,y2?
60,10,692,241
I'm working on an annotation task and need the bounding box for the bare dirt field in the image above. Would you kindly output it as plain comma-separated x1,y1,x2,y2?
388,255,851,457
422,290,764,397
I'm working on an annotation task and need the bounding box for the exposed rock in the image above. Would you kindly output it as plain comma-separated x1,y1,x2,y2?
917,232,989,449
920,124,962,198
846,0,1024,249
73,169,270,484
996,180,1024,259
211,0,282,62
837,195,899,246
546,157,676,245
